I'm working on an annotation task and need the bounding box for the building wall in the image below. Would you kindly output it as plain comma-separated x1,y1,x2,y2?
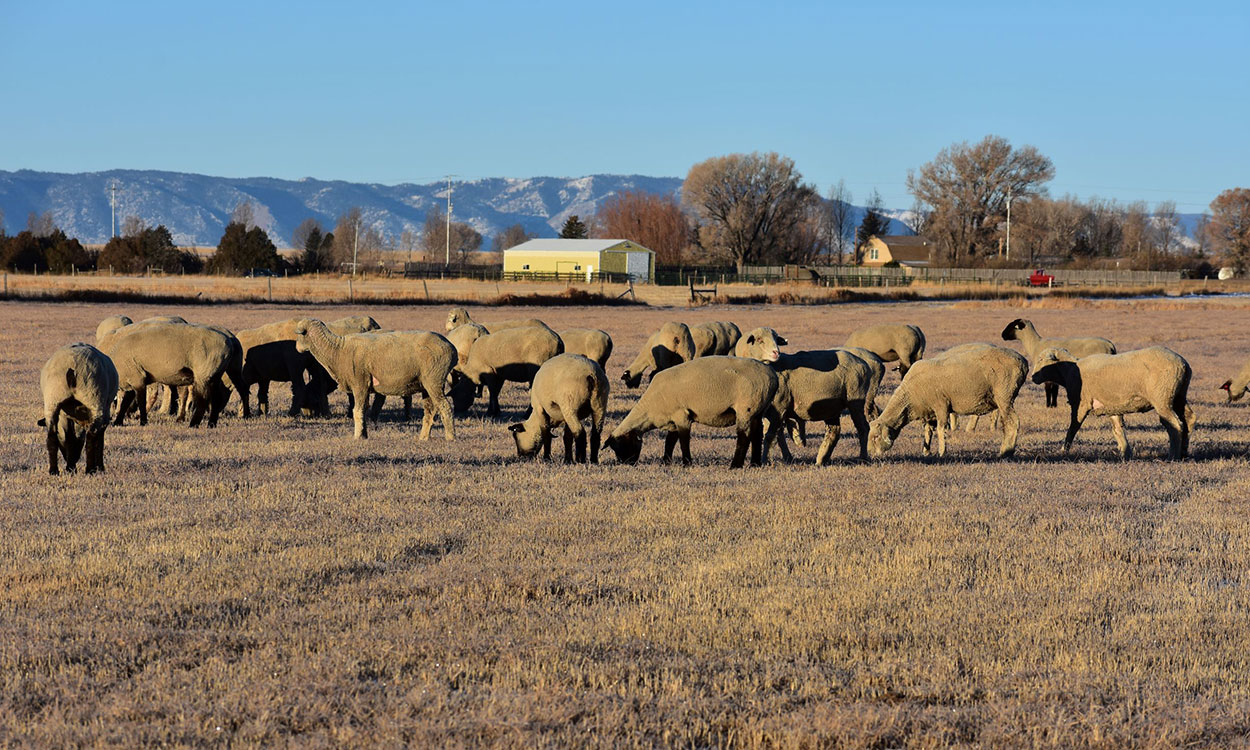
859,238,891,266
503,250,602,274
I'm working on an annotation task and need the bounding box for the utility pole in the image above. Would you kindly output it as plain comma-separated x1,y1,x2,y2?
109,181,121,238
444,175,457,268
351,218,360,277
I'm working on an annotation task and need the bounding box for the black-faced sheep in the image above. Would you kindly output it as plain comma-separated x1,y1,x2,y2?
621,321,696,388
38,343,119,475
1220,358,1250,403
604,356,779,469
1030,346,1195,460
1001,318,1116,407
509,354,609,463
444,307,550,333
294,319,457,440
868,344,1027,459
845,323,926,376
448,325,563,418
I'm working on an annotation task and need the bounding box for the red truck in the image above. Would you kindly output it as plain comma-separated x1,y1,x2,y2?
1027,269,1056,287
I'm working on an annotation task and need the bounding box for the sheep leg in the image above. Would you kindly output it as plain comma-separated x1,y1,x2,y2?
997,406,1019,458
749,417,764,467
848,401,871,460
1064,404,1088,453
574,427,588,464
730,428,750,469
922,420,934,455
350,384,368,439
208,380,229,427
789,418,807,447
84,429,102,474
678,430,693,466
1156,405,1186,460
934,407,949,457
46,425,60,475
176,386,190,422
562,427,575,464
114,391,135,426
417,395,435,440
91,428,106,474
136,385,150,426
1182,404,1195,457
663,431,679,462
369,393,385,423
403,396,412,422
589,413,604,465
1045,382,1059,408
187,385,208,428
430,389,455,441
1110,415,1131,460
286,375,304,418
486,377,503,419
542,428,552,460
815,423,839,466
225,368,249,418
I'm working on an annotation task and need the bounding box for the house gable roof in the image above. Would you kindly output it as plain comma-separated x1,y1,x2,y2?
505,238,653,254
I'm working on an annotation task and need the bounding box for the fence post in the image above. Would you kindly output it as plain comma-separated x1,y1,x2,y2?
267,275,273,302
349,277,354,303
3,272,6,296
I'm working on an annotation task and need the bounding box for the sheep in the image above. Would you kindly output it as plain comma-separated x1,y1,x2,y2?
99,321,238,428
621,321,696,388
868,344,1027,459
734,328,873,464
604,356,779,469
236,315,381,417
451,325,564,417
558,328,613,369
1030,346,1195,460
95,315,187,417
690,321,741,356
95,315,133,342
508,354,609,463
294,319,457,440
38,343,119,475
1001,318,1115,408
845,323,926,375
444,307,550,333
1219,358,1250,402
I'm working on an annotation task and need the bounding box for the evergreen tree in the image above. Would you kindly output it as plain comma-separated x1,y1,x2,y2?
301,226,324,272
209,222,282,273
559,214,588,239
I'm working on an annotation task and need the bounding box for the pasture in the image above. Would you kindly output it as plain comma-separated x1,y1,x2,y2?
4,298,1250,747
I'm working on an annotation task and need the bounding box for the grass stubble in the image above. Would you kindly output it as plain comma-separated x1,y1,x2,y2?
3,300,1250,747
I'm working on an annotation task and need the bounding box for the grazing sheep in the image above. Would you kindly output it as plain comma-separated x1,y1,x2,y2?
1001,318,1116,407
446,323,490,368
444,307,550,333
604,356,779,469
236,315,381,417
621,321,696,388
452,325,564,417
690,321,741,356
734,329,873,464
38,343,119,475
1030,346,1194,460
294,319,457,440
845,323,926,375
868,344,1027,459
509,354,609,464
95,315,133,342
99,321,237,428
1220,358,1250,402
558,328,613,369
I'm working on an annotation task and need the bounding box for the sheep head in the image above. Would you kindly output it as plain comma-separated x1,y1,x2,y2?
445,307,470,332
736,328,786,362
1000,318,1030,341
450,376,477,415
866,419,898,458
1221,380,1245,402
603,432,642,465
509,422,542,458
293,319,314,353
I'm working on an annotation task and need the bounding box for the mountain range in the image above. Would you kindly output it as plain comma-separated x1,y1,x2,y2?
0,169,913,249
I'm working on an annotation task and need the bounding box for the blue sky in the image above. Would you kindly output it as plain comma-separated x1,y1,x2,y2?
2,0,1246,212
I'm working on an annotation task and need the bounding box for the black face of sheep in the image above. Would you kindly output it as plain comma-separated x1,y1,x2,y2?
866,422,901,458
603,433,642,465
1030,354,1077,387
509,422,541,458
450,376,477,415
1001,319,1028,341
1221,380,1235,401
621,370,644,389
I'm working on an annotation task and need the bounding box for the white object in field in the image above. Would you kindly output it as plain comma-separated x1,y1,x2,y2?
1219,267,1235,281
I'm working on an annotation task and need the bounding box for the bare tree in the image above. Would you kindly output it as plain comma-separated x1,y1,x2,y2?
904,196,931,238
683,152,816,273
230,201,255,229
824,180,854,264
400,228,421,263
0,206,6,236
421,206,482,264
121,215,147,238
1191,213,1212,259
1209,188,1250,273
291,218,323,252
492,224,536,253
27,211,57,238
331,207,365,269
906,135,1055,264
1152,201,1180,257
1121,201,1152,267
593,191,690,265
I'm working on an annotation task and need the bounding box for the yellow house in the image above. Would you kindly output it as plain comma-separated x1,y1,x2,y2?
502,239,655,281
860,235,933,267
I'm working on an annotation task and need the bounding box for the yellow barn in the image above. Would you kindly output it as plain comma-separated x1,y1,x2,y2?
503,239,655,281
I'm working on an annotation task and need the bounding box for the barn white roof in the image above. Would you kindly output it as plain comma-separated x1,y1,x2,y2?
505,239,653,253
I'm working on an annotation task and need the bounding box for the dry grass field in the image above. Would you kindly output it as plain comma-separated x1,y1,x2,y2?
4,297,1250,747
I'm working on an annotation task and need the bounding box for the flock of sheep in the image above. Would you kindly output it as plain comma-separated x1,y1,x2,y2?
38,306,1220,475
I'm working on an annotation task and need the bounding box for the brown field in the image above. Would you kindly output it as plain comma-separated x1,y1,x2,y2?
4,299,1250,747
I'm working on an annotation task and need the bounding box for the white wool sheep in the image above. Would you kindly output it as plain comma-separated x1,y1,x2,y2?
558,328,613,369
38,343,119,475
1031,346,1195,460
509,354,609,463
868,344,1027,459
621,321,696,388
294,319,457,440
450,325,564,418
444,307,550,333
690,321,741,357
604,356,779,468
845,323,926,375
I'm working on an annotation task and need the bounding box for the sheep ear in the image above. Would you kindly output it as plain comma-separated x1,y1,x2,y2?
746,334,755,345
508,423,525,433
1220,380,1232,390
37,417,47,427
777,335,788,346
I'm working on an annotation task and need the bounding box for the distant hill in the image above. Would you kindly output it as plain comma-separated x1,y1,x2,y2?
0,169,917,249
